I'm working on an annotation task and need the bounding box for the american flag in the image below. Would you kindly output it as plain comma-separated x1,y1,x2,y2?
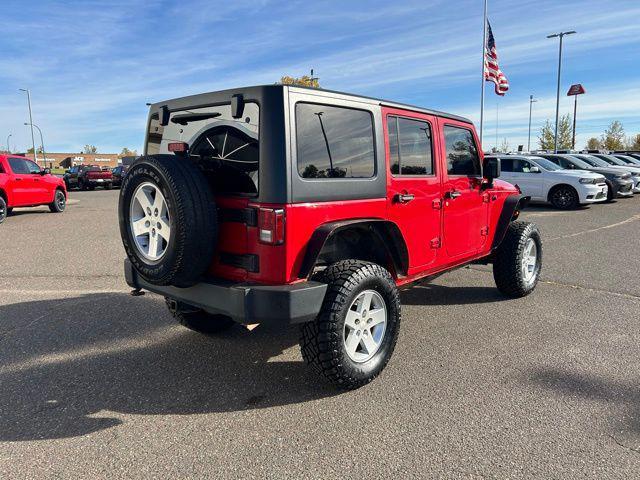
484,21,509,95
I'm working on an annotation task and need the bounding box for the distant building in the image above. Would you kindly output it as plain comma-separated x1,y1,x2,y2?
17,153,122,169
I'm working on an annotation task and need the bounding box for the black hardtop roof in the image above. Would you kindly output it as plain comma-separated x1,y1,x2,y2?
149,84,473,125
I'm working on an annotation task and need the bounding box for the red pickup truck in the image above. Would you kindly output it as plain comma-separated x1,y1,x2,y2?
64,165,113,190
0,154,67,223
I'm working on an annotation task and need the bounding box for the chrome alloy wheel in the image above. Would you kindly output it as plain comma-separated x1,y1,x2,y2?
130,182,171,261
521,238,538,285
55,191,66,211
343,290,387,363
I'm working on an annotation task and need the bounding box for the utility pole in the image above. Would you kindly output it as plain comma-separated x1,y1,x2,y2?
19,88,37,162
527,95,537,152
6,134,11,153
547,31,576,153
495,102,499,151
25,123,46,166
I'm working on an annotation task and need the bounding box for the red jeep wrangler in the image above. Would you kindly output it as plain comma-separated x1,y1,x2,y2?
120,86,541,389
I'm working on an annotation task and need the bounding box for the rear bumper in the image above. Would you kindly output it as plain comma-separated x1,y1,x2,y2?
124,259,327,326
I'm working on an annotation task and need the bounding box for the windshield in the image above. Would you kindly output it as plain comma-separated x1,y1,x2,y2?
530,157,561,171
147,102,260,195
574,155,609,168
596,154,626,166
615,155,640,165
566,156,593,169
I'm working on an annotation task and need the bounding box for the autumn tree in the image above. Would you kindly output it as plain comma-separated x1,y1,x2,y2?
625,133,640,150
280,75,320,88
601,121,625,151
538,114,572,150
83,144,98,154
499,138,510,153
119,147,138,158
585,137,601,150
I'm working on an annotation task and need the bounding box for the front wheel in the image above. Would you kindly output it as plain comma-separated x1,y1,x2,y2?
549,185,579,210
300,260,401,390
49,190,66,213
166,298,235,334
493,221,542,298
0,197,7,224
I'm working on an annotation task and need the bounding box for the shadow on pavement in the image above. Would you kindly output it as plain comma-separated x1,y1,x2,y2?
529,367,640,435
400,283,506,306
0,294,337,442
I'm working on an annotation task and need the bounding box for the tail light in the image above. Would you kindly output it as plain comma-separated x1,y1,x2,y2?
168,142,188,153
258,208,285,245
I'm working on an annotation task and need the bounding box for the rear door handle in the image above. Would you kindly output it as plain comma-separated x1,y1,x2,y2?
395,193,415,204
446,190,462,199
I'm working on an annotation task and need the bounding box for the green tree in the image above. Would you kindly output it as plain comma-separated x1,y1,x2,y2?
280,75,320,88
83,144,98,154
538,114,572,150
119,147,137,158
585,137,601,150
601,121,625,151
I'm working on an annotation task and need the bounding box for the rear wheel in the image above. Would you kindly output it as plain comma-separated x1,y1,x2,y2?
549,185,579,209
48,190,66,213
0,197,7,224
300,260,401,390
104,183,112,190
493,221,542,298
166,298,235,334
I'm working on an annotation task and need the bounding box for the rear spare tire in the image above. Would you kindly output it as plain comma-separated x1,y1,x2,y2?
119,155,217,287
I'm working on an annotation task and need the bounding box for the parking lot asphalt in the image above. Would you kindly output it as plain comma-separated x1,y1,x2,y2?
1,190,639,479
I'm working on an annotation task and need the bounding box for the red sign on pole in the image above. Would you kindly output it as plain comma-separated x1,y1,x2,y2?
567,84,586,96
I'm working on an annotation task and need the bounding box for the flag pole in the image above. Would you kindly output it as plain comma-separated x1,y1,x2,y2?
479,0,488,149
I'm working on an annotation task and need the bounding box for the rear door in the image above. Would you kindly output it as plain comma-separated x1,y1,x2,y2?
384,108,442,270
440,122,488,259
23,159,50,203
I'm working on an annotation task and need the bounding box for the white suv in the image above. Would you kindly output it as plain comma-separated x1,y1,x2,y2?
489,155,608,209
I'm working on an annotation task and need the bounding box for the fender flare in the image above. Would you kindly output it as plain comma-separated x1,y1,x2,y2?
298,218,409,279
491,194,530,251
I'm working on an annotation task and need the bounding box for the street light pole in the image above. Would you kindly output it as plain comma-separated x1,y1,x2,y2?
527,95,537,152
547,31,576,153
6,134,11,153
24,123,46,166
19,88,37,162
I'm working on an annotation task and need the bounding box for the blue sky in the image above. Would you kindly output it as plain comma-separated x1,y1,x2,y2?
1,0,639,154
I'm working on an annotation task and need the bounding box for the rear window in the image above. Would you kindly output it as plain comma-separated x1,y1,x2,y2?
147,102,260,195
296,103,375,179
387,116,434,175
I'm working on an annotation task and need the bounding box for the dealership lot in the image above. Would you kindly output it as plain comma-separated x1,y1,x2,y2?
1,190,639,478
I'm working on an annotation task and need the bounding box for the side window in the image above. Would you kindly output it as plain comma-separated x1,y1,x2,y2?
444,126,481,176
500,158,513,172
387,116,434,175
0,162,4,174
512,159,532,173
8,158,30,174
296,103,375,179
25,161,41,174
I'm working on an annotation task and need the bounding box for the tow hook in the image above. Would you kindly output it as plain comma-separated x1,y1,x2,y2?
130,288,145,297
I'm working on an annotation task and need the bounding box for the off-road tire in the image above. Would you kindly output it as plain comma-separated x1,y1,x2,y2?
300,260,401,390
0,197,7,224
119,154,217,287
165,298,235,334
549,185,579,210
48,190,66,213
493,221,542,298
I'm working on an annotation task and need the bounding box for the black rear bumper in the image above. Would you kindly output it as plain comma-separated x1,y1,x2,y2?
124,259,327,326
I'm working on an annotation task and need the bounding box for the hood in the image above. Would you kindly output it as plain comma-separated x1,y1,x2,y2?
586,167,632,177
547,169,601,178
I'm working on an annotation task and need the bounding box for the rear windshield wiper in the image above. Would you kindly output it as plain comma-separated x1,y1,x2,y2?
171,112,221,125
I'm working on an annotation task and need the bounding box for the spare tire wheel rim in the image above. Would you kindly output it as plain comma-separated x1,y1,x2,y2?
344,290,388,363
130,182,171,261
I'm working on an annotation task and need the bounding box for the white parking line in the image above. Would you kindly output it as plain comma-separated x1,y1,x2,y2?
548,213,640,241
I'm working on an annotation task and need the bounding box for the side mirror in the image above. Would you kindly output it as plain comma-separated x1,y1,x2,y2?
42,168,51,175
484,157,501,180
529,166,541,173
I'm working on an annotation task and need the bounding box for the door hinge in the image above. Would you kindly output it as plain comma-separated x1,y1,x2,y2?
430,237,441,249
480,226,489,236
482,193,490,203
432,199,442,210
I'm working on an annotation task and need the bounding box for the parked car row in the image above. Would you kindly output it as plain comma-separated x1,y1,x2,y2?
485,151,640,209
